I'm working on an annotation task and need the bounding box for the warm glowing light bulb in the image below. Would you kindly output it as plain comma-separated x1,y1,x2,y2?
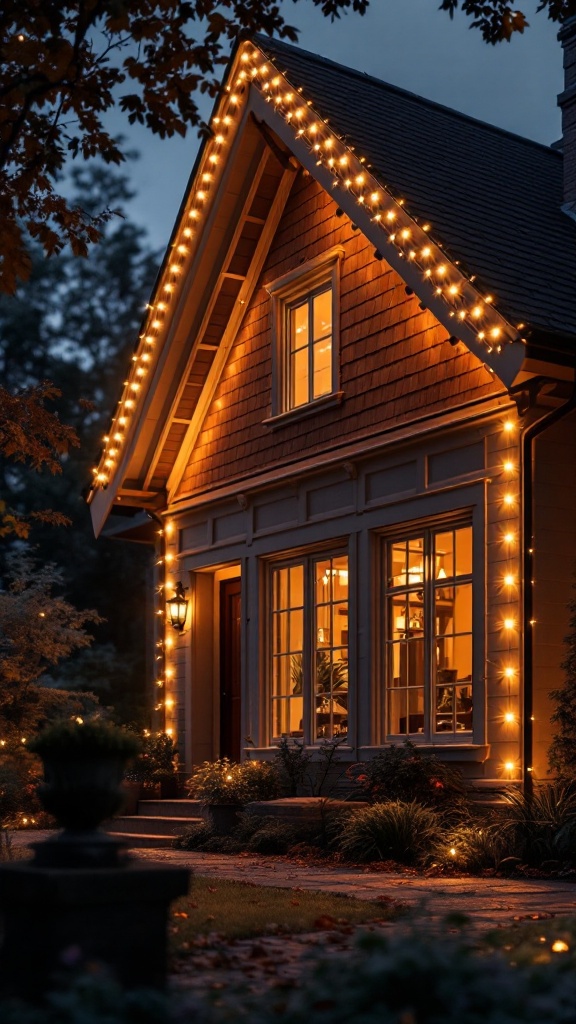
503,494,515,507
503,666,515,679
503,532,515,545
552,941,569,953
504,761,515,772
504,573,516,586
503,618,516,630
503,420,514,434
504,711,516,723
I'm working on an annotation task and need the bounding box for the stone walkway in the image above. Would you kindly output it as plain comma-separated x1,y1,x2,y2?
11,831,576,929
10,831,576,995
133,847,576,929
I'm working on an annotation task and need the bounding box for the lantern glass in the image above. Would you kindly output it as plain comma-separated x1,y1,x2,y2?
168,583,188,631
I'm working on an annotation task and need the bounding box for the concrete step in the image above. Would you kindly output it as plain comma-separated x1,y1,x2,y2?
137,799,205,819
108,832,182,849
106,815,201,838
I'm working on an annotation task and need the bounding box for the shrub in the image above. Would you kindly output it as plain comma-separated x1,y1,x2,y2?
175,820,216,851
347,740,466,807
125,732,177,783
186,758,281,804
272,737,312,796
243,759,282,801
499,783,576,866
434,821,513,872
243,818,300,855
335,800,443,865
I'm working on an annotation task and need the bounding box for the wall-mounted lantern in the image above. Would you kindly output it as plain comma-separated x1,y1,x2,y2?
167,582,188,632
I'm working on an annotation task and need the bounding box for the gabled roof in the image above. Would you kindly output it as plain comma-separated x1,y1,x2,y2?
88,35,576,536
257,35,576,341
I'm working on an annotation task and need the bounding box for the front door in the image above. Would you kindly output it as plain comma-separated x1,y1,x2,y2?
219,578,241,761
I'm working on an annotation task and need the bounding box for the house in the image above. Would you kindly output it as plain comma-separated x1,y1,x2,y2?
88,23,576,796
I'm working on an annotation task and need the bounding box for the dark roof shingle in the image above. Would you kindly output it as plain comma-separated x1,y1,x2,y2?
257,35,576,338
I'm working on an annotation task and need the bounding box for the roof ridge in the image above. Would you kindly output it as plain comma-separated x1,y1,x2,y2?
253,33,561,159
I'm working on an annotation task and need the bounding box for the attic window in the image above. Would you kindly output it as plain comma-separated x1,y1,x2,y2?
267,248,343,420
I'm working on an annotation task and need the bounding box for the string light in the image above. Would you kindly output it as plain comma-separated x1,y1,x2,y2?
90,41,521,494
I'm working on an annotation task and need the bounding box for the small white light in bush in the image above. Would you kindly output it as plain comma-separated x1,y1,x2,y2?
226,774,233,781
449,847,456,857
552,940,569,953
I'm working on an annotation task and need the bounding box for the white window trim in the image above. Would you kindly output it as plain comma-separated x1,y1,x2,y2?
266,247,344,421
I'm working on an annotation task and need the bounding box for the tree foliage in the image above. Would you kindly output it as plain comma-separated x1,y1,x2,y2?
0,162,158,725
0,556,101,744
0,0,369,293
440,0,575,44
548,580,576,780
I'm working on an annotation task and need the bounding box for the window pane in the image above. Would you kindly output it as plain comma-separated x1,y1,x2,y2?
290,347,309,407
435,532,453,580
313,289,332,339
455,525,472,576
314,554,348,740
313,338,332,399
271,563,305,739
290,302,308,352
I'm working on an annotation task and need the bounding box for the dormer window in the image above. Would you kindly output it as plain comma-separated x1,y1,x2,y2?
267,248,344,421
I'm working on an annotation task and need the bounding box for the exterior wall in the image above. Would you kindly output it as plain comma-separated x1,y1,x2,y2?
532,410,576,779
166,404,527,786
176,172,500,501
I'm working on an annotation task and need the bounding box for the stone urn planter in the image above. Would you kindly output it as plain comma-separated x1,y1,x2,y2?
0,720,191,998
29,719,142,867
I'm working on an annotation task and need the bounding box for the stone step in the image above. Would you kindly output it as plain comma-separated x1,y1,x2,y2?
107,832,182,849
137,799,205,819
106,815,201,838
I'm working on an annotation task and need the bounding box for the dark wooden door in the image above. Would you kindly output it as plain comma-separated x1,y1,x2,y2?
219,578,242,762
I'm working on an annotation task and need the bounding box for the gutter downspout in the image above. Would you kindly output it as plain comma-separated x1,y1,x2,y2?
522,382,576,796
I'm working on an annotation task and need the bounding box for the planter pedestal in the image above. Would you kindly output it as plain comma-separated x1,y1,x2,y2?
0,855,190,998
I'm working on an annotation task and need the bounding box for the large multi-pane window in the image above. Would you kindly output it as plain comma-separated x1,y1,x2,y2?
270,553,348,742
385,524,473,738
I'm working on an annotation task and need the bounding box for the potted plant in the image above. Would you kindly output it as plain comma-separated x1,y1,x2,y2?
29,719,141,861
186,758,280,834
124,732,179,809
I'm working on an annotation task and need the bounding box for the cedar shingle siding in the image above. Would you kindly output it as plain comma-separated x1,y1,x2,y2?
177,174,499,498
